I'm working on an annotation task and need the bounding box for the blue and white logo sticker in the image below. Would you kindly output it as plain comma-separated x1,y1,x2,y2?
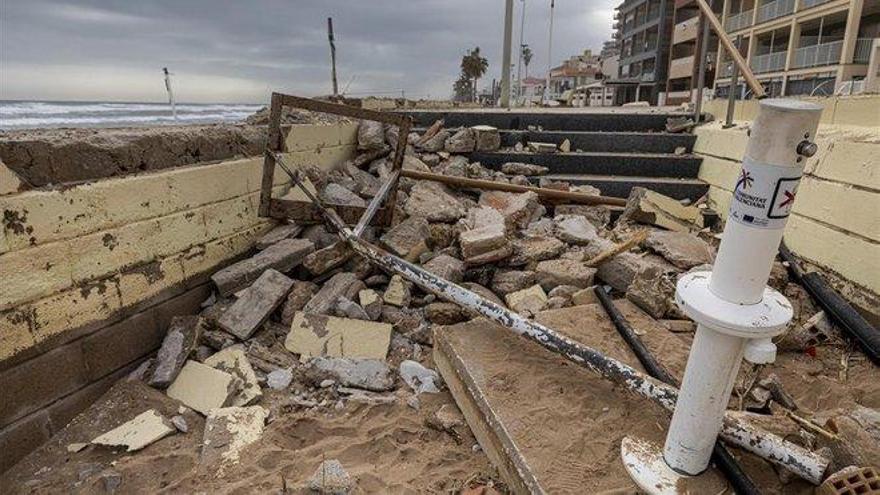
729,158,801,229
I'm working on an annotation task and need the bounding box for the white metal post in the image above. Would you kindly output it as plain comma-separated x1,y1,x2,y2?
501,0,514,107
163,67,178,122
623,98,822,492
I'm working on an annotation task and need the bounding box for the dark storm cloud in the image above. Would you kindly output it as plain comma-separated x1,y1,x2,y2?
1,0,618,103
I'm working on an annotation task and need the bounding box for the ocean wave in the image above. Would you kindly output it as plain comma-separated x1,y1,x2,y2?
0,112,257,129
0,101,262,116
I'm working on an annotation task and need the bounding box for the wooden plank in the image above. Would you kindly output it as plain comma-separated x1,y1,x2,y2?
433,302,695,495
217,269,294,340
210,238,314,297
259,93,284,217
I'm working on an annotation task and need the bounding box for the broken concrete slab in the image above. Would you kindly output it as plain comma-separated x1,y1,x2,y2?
255,223,303,250
460,207,509,263
479,191,543,230
404,181,466,222
91,409,175,452
148,316,202,389
535,259,597,291
201,406,268,472
500,162,549,176
357,120,385,151
211,238,314,297
504,284,548,317
400,360,441,394
380,216,430,258
419,129,450,153
307,357,394,392
280,280,319,325
285,312,393,360
491,270,536,295
444,128,476,153
358,288,383,320
426,302,467,325
321,182,367,207
554,214,598,245
555,204,611,229
203,346,262,407
303,271,360,315
625,264,678,319
166,360,238,415
303,241,353,275
383,274,412,307
472,125,501,151
527,141,557,153
621,187,712,232
217,269,293,340
308,459,353,494
423,254,466,283
508,236,565,265
645,230,714,270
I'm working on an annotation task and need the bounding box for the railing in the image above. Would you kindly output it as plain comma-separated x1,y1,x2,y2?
854,38,876,63
756,0,794,23
751,51,787,73
641,71,656,82
801,0,831,9
725,10,753,32
792,40,843,68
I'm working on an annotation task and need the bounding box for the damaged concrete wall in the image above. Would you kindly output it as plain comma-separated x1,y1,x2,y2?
703,95,880,127
0,122,357,471
694,123,880,320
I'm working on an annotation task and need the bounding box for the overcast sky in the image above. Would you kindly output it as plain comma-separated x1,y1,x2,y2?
1,1,618,104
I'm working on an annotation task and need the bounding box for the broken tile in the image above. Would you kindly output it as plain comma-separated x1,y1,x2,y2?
285,312,392,360
167,361,238,415
91,409,174,452
148,316,202,389
217,269,294,340
211,239,314,297
204,346,262,407
201,406,268,472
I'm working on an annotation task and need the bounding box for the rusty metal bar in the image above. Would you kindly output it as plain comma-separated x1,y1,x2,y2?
274,158,828,483
400,169,628,207
693,0,765,98
276,93,410,126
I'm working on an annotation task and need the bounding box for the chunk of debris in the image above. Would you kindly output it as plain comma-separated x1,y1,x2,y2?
166,360,238,415
171,415,188,433
554,214,598,245
307,357,394,392
778,310,838,351
535,259,596,290
384,274,412,307
308,459,353,494
400,360,441,394
218,269,293,340
148,316,202,389
321,183,367,207
571,286,600,306
426,302,467,325
211,238,314,297
504,284,548,317
358,289,384,320
621,187,714,232
645,230,714,270
334,297,370,320
419,129,450,152
445,128,476,153
559,138,571,152
479,191,544,230
91,409,175,452
472,125,501,151
427,403,465,433
527,142,557,153
266,368,294,390
460,207,509,265
625,265,678,319
204,346,262,407
201,406,268,471
303,271,360,315
404,181,466,222
303,242,353,276
285,312,392,360
501,162,549,176
417,119,444,146
491,270,536,295
256,223,302,251
423,254,466,283
380,216,430,258
280,280,319,325
67,442,88,453
357,120,385,151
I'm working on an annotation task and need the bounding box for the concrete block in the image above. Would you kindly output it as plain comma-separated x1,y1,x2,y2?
554,215,598,245
91,409,175,452
166,360,238,415
285,312,392,360
211,238,313,297
217,269,293,340
403,181,466,222
148,316,202,389
255,223,302,250
535,259,596,291
645,230,714,270
380,217,430,258
303,272,359,316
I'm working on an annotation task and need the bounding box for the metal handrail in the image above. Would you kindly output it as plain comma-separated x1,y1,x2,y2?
750,51,787,73
756,0,795,23
792,40,843,69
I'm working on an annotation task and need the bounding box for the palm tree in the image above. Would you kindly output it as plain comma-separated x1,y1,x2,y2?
522,46,533,78
461,47,489,102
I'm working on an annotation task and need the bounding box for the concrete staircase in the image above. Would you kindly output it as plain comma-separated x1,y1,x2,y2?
402,110,707,202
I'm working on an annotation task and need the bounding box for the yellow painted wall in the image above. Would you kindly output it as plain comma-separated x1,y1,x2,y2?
701,95,880,128
694,123,880,315
0,123,357,361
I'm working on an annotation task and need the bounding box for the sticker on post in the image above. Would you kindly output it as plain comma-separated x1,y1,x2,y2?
728,159,801,229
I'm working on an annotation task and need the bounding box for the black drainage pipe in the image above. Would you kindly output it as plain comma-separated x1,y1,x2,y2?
594,286,762,495
779,244,880,365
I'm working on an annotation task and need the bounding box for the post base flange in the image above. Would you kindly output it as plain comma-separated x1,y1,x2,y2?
621,436,727,495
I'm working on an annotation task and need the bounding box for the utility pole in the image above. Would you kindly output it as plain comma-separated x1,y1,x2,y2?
501,0,514,107
162,67,178,121
516,0,527,105
327,17,339,98
543,0,555,104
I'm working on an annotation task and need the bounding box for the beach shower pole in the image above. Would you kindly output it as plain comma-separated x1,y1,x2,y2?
622,99,822,493
163,67,178,122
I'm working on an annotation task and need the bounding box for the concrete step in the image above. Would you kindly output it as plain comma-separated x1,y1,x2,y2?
498,130,696,154
468,151,702,178
539,174,709,200
400,109,689,132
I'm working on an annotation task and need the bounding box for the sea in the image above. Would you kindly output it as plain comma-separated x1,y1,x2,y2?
0,100,265,130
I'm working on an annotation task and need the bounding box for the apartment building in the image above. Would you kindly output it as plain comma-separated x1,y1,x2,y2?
664,0,722,104
608,0,676,104
547,49,602,99
714,0,879,96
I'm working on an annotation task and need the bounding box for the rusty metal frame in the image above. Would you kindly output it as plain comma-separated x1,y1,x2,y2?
258,92,412,228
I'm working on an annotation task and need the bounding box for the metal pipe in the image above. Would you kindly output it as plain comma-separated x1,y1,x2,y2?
501,0,514,107
693,6,712,122
724,36,742,128
328,17,338,97
692,0,765,97
516,0,527,105
663,99,823,479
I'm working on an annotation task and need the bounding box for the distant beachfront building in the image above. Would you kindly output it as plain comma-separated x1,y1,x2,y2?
547,49,602,99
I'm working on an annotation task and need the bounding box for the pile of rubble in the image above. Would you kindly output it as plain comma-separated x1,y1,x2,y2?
61,118,878,493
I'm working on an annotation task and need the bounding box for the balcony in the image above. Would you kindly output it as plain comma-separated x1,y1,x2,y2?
792,40,842,68
801,0,831,9
641,71,656,82
673,16,700,44
669,55,696,79
756,0,794,24
854,38,877,63
750,51,787,73
725,10,753,32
